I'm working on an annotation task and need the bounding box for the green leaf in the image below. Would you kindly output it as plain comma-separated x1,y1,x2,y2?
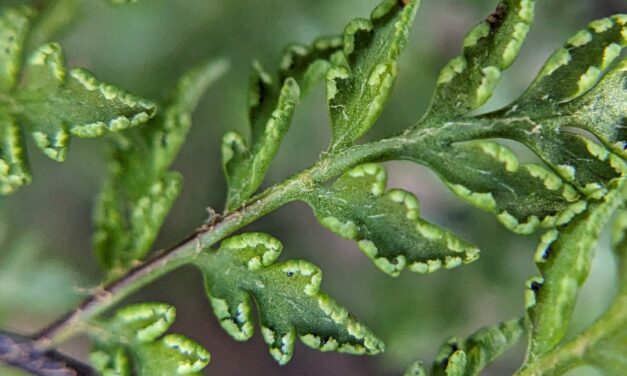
516,14,625,106
482,112,626,200
193,233,384,365
90,303,210,376
15,43,156,161
94,60,227,275
222,67,299,211
524,176,627,361
0,4,156,195
516,210,627,376
395,9,625,242
612,209,627,292
326,0,419,151
0,6,31,194
90,347,131,376
485,17,627,195
576,218,627,375
571,210,627,375
405,140,587,234
0,5,32,92
560,57,627,159
0,113,29,194
279,36,343,96
222,38,342,211
422,0,535,121
432,318,525,376
94,172,182,275
304,163,479,276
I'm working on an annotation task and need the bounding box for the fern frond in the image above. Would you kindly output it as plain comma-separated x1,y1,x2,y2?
517,15,625,106
515,207,627,376
0,6,32,92
612,209,627,291
7,0,624,373
17,43,156,160
393,10,626,235
0,4,156,195
491,16,627,197
326,0,419,151
304,163,479,276
577,210,627,375
524,176,627,361
421,0,534,122
90,303,210,376
422,141,587,234
94,60,228,275
193,233,384,365
222,64,300,211
431,318,525,376
222,0,420,209
222,37,343,211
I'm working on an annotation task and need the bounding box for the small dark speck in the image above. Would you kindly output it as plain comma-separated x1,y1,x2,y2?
542,246,552,260
487,3,507,29
530,281,542,292
286,271,294,277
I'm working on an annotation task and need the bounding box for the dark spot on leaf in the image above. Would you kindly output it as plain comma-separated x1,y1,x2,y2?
530,281,542,292
487,4,507,29
450,343,459,353
542,245,552,260
250,75,270,121
287,271,294,277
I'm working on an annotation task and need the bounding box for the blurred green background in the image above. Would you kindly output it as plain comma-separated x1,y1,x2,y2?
0,0,624,375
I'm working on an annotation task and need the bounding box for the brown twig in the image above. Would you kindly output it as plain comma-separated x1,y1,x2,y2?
0,331,96,376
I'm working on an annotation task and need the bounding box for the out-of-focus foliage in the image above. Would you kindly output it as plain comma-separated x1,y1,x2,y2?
0,235,81,322
94,60,228,277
